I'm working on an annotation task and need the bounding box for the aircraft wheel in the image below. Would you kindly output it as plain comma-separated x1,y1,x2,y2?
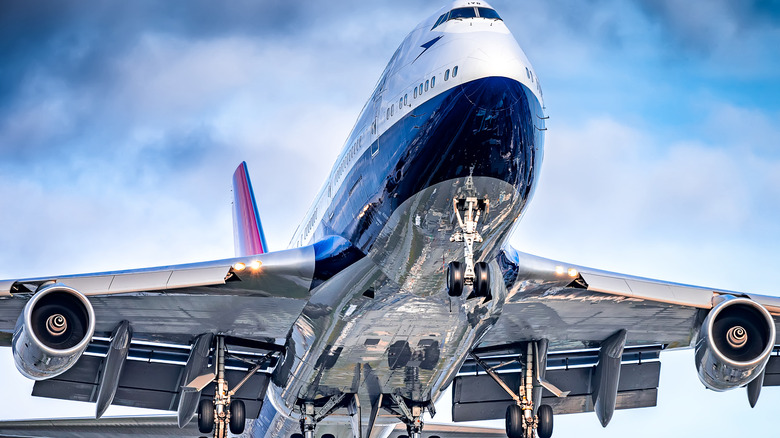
447,261,464,297
473,261,490,297
506,404,523,438
537,404,553,438
197,399,214,434
229,399,246,434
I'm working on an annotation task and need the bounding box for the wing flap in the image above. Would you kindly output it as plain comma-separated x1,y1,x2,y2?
32,339,273,417
453,361,661,421
0,415,198,438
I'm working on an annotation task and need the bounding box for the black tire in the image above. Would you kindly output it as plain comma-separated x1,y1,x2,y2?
321,434,336,438
197,399,214,434
474,262,490,297
537,404,553,438
447,261,464,297
229,399,246,434
506,404,523,438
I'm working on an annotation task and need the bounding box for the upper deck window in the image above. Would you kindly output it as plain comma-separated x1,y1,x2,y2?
477,8,502,20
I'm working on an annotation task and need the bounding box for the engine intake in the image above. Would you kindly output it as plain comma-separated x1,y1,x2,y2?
12,284,95,380
695,296,775,391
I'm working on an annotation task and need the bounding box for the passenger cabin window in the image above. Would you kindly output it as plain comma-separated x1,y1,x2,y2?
445,69,450,81
404,94,408,105
419,83,423,95
452,66,458,77
477,8,502,20
414,87,418,98
431,76,435,88
425,80,429,91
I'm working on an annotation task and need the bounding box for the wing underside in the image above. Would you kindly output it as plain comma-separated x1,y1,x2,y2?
451,245,780,422
0,245,317,425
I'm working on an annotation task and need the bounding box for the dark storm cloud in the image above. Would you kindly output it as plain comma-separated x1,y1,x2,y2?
0,0,422,267
0,0,423,165
0,1,302,117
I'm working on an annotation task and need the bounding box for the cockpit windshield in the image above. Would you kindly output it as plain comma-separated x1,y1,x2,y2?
477,7,501,20
432,7,502,30
449,7,477,20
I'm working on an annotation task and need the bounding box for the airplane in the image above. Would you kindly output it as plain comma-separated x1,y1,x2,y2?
1,1,778,437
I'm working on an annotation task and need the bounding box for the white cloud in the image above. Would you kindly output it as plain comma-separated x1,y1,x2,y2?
512,102,780,292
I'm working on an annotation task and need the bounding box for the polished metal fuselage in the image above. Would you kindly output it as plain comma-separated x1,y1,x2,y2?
251,2,546,436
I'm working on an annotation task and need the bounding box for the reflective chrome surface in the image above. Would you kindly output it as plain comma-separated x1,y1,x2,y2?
259,175,522,436
12,284,95,380
695,296,775,391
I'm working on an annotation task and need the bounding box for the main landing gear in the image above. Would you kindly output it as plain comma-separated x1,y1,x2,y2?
447,173,491,299
472,342,567,438
193,336,261,438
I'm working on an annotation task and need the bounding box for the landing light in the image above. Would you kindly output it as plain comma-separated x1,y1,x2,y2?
233,262,246,271
250,260,262,270
568,268,579,278
555,266,564,275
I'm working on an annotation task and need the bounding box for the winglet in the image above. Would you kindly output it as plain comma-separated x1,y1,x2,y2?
232,162,269,256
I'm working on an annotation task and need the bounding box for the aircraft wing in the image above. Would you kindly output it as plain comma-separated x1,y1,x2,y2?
0,245,319,421
482,245,780,350
0,246,315,347
453,245,780,424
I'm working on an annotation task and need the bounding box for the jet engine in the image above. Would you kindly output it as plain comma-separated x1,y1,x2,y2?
695,296,775,391
12,284,95,380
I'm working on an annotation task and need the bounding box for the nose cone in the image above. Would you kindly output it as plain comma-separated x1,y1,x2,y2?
465,32,537,96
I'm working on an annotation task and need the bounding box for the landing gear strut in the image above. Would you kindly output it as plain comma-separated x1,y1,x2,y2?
448,170,491,298
472,341,567,438
192,336,259,438
390,394,433,438
298,393,347,438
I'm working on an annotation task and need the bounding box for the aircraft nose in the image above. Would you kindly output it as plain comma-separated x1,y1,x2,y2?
463,33,533,94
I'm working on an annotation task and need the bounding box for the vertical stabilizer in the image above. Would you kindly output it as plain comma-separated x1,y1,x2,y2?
232,162,269,256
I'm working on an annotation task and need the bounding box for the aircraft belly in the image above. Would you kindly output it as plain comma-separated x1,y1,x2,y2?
257,177,521,436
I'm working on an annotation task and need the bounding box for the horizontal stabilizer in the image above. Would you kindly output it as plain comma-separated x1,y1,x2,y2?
232,161,269,256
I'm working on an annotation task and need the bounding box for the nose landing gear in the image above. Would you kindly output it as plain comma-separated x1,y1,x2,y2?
448,174,491,299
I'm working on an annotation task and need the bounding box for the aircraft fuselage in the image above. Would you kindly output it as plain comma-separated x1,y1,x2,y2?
256,2,546,436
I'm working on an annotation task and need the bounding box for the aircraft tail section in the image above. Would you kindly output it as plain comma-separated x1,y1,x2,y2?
232,161,268,256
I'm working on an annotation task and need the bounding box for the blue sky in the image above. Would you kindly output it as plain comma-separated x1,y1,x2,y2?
1,0,780,436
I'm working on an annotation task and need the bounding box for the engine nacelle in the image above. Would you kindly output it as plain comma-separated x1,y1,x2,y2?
12,284,95,380
695,296,775,391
